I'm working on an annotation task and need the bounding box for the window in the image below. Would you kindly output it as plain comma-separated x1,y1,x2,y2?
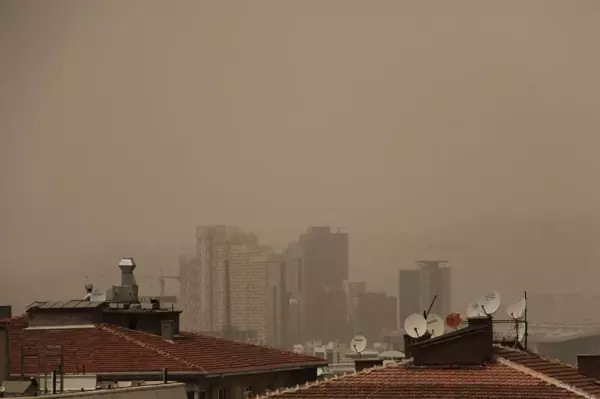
243,387,253,398
217,388,229,399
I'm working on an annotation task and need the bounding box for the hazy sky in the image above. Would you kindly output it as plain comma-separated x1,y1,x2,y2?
2,1,600,312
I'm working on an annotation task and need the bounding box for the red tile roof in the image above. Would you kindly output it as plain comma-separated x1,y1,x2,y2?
495,345,600,396
5,322,327,376
259,352,600,399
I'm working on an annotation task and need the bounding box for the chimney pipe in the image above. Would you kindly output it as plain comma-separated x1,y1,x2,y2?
118,258,137,286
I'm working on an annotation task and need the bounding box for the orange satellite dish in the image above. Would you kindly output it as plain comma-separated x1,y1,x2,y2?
445,312,462,329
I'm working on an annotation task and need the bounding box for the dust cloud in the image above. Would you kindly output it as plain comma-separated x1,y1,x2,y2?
2,1,600,313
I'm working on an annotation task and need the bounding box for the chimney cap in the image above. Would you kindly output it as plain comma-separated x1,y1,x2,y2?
119,258,136,267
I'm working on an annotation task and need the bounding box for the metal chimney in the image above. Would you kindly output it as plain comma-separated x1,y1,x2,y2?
118,258,137,286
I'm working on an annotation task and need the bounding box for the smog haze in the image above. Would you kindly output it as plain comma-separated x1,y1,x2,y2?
2,1,600,312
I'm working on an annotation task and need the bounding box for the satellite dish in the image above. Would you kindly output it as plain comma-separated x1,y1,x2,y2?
467,300,485,318
507,298,526,320
479,291,501,315
350,335,367,354
293,344,304,354
426,313,445,337
445,312,463,329
404,313,427,338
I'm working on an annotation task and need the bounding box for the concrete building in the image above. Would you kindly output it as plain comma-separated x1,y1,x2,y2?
344,281,367,335
418,261,451,318
14,383,189,399
285,227,350,344
398,269,421,327
260,317,600,399
179,256,201,332
398,261,451,329
354,292,397,342
0,258,327,399
180,226,273,341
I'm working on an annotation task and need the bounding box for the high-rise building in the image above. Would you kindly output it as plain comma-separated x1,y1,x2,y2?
179,255,201,331
285,226,350,344
418,260,451,318
355,292,397,342
398,269,421,327
398,261,452,328
344,281,367,334
180,225,271,341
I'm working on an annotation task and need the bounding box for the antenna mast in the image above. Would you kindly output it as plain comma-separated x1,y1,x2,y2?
524,290,528,350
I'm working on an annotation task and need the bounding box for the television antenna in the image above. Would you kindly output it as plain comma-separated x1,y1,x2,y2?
350,335,367,357
423,295,437,319
426,313,445,337
404,313,428,338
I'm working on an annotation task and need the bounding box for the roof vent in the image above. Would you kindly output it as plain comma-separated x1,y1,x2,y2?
84,284,94,301
161,320,175,340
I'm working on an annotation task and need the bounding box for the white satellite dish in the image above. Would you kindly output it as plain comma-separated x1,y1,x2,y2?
426,313,445,337
293,344,304,354
467,300,486,318
479,291,501,315
507,298,526,320
404,313,427,338
350,335,367,354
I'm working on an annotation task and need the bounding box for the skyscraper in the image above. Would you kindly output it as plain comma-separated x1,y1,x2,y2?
398,269,421,327
285,226,350,343
398,261,452,328
180,225,271,341
418,260,451,318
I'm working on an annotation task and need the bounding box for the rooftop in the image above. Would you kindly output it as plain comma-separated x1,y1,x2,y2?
258,347,600,399
3,317,327,377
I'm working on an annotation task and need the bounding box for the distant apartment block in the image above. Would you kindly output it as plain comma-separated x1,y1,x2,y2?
284,226,350,344
344,281,367,334
180,225,272,341
398,269,421,326
418,260,451,318
355,292,397,342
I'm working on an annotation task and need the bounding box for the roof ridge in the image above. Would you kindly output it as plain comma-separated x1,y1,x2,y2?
181,331,326,361
496,355,596,398
254,361,399,398
100,325,205,372
494,344,581,370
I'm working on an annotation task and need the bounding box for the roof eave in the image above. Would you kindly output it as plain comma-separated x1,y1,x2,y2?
204,361,328,378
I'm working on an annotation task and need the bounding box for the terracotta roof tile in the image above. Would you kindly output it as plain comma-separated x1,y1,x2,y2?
495,345,600,396
259,361,590,398
6,322,326,376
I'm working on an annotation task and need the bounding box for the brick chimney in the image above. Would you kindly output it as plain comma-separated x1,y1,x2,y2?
577,355,600,379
